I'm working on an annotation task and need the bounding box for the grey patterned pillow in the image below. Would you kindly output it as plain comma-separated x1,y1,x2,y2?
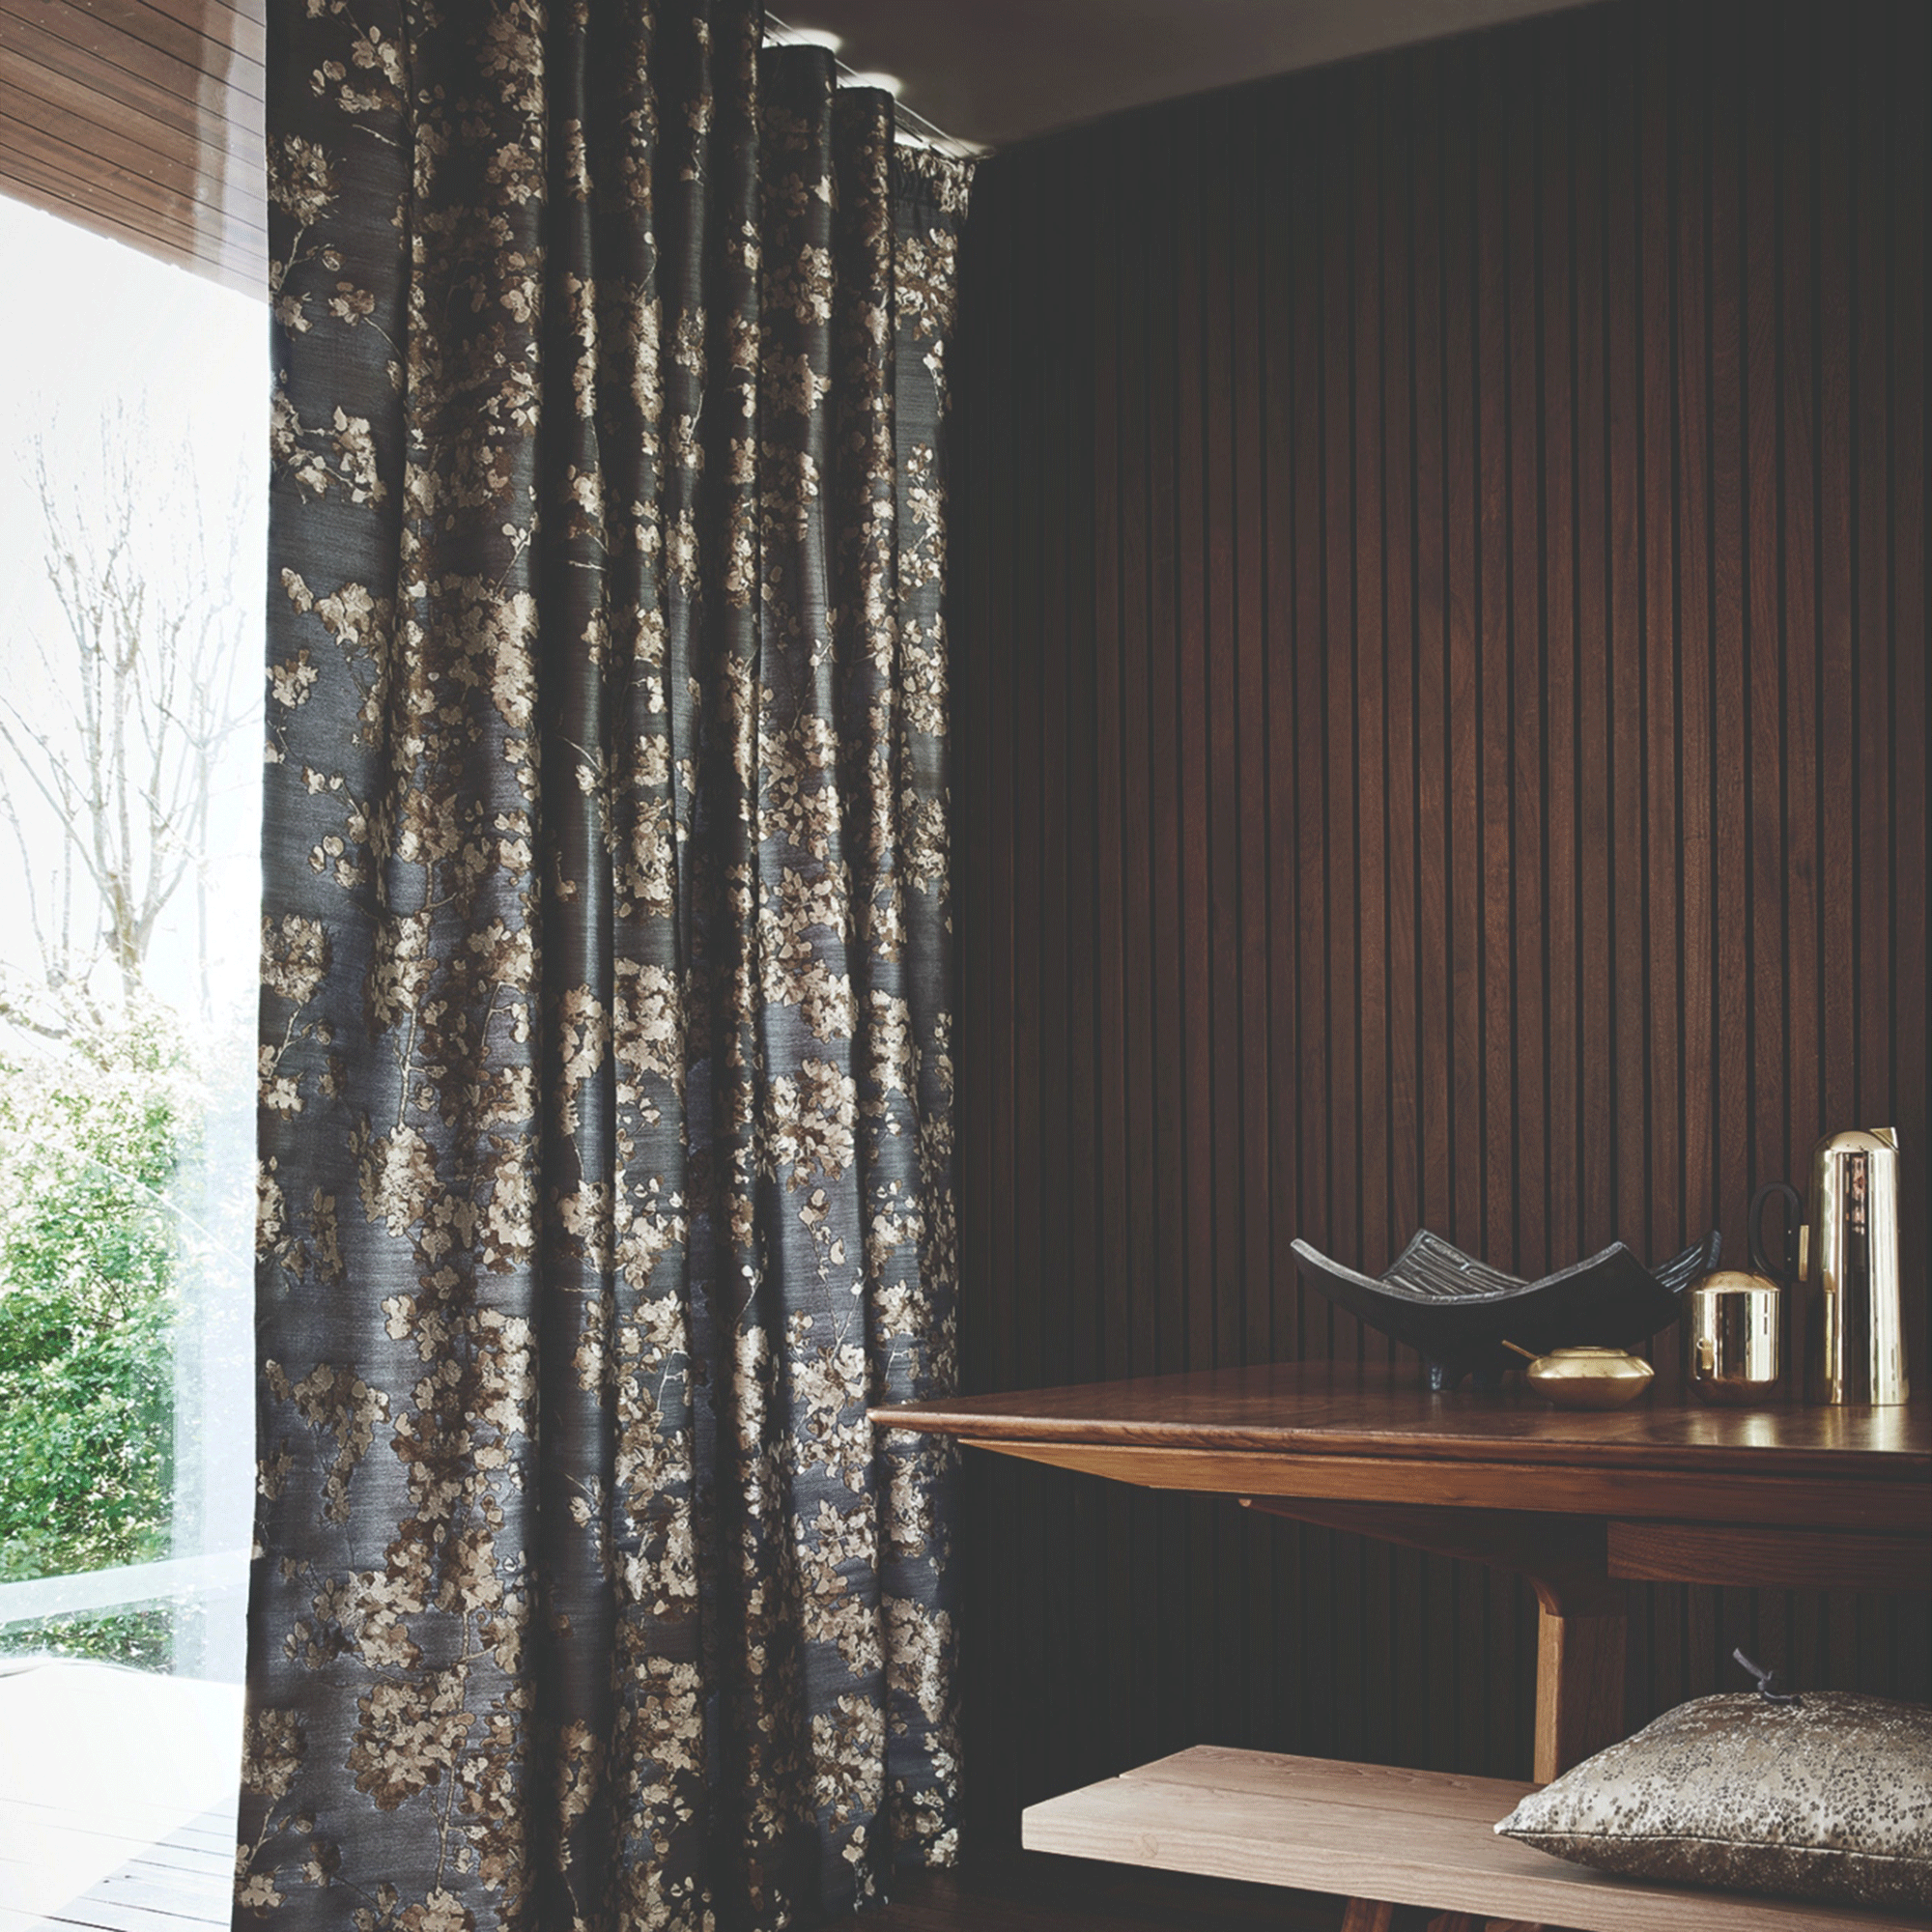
1495,1691,1932,1912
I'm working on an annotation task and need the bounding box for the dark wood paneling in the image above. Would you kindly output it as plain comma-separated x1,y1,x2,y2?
952,0,1931,1856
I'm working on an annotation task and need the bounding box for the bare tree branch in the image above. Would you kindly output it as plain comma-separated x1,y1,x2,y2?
0,405,252,1021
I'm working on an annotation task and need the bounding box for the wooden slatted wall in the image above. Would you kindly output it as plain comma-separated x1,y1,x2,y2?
0,0,265,293
950,0,1930,1851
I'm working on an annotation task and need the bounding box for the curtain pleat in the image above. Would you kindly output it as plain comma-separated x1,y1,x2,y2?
243,7,968,1927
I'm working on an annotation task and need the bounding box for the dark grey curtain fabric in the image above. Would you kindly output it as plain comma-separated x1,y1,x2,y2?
242,7,968,1927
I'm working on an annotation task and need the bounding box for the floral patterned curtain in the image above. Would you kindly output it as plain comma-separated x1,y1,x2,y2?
242,6,968,1928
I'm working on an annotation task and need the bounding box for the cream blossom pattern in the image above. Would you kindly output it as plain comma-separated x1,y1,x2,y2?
245,6,968,1928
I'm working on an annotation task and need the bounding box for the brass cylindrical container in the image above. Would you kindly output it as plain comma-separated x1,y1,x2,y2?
1803,1128,1910,1406
1686,1270,1782,1405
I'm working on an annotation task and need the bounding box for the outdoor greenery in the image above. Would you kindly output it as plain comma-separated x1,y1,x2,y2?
0,1005,190,1607
0,1605,176,1667
0,401,253,1671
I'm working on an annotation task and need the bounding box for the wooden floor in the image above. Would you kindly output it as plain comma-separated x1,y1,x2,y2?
868,1854,1346,1930
0,1662,241,1932
5,1836,1340,1932
2,1810,229,1932
1,1825,1345,1932
0,1662,1350,1932
0,1829,1344,1932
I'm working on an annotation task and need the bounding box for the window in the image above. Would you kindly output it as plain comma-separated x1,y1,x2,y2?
0,189,263,1916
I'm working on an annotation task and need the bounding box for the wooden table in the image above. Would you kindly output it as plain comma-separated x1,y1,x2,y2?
873,1363,1931,1932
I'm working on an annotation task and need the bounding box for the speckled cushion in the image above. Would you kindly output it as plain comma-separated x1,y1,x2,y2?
1495,1691,1932,1911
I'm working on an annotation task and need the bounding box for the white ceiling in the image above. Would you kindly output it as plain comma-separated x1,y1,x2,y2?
777,0,1592,150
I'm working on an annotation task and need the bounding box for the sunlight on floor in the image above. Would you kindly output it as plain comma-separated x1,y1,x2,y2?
0,1659,239,1925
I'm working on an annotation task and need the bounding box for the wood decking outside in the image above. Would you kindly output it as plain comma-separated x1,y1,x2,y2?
3,1809,227,1932
0,1661,238,1932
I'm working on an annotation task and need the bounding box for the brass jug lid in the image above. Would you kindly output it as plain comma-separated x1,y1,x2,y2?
1691,1268,1782,1297
1813,1125,1898,1155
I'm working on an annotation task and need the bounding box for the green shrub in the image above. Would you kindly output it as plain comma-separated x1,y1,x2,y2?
0,1006,191,1585
0,1604,175,1667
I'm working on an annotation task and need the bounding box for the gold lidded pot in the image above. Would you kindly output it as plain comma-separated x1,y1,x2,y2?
1686,1180,1793,1406
1687,1271,1782,1404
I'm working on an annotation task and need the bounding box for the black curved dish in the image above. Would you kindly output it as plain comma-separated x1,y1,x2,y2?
1289,1229,1720,1391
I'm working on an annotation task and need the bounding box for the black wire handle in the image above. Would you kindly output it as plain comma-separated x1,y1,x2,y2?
1748,1181,1804,1285
1733,1647,1803,1705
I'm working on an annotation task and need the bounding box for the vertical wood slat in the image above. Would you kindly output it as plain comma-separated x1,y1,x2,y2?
1086,112,1134,1797
951,0,1930,1845
1890,0,1930,1707
1378,60,1423,1758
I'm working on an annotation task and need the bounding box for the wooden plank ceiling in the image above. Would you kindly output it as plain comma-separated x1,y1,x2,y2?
0,0,265,295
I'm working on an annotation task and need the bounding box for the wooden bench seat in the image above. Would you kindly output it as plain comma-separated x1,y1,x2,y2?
1020,1745,1925,1932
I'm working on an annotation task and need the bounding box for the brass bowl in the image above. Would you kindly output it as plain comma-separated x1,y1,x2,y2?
1521,1345,1655,1410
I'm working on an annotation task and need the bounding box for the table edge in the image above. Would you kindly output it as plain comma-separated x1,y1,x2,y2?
869,1402,1932,1483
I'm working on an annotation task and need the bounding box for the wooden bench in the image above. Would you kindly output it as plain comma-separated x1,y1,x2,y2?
1021,1744,1926,1932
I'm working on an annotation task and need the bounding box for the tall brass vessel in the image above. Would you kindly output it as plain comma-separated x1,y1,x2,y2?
1794,1128,1909,1406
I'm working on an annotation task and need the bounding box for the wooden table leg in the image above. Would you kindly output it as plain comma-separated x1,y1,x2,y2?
1338,1902,1398,1932
1241,1495,1630,1780
1339,1905,1545,1932
1532,1593,1627,1783
1339,1908,1540,1932
1243,1498,1629,1932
